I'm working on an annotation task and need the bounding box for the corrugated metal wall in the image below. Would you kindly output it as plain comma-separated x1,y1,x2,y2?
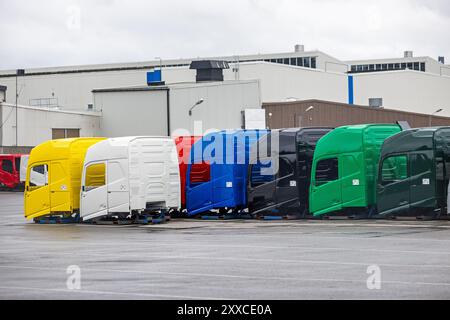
263,100,450,129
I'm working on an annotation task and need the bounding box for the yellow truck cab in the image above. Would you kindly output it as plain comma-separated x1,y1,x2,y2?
24,138,105,220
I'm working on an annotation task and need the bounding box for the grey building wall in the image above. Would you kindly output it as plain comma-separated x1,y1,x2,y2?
93,88,169,137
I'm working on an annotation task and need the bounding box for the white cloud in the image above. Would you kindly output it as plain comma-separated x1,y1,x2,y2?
0,0,448,69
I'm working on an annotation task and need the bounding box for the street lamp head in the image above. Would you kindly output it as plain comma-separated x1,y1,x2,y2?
305,106,314,113
189,98,205,116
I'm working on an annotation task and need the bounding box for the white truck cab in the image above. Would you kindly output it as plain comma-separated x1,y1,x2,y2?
80,136,180,221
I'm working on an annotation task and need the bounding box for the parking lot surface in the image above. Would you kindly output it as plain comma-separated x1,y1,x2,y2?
1,192,450,299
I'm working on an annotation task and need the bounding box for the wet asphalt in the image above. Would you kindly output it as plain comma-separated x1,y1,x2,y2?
1,191,450,300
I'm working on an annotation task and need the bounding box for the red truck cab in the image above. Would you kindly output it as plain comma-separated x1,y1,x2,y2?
174,136,201,209
0,154,24,189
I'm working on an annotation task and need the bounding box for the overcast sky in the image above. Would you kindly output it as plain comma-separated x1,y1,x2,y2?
0,0,448,70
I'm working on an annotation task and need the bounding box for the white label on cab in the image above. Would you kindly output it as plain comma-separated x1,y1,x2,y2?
422,178,430,185
226,182,233,188
290,180,297,187
60,185,67,191
352,179,360,186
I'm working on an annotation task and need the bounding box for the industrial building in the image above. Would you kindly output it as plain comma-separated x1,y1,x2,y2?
93,79,263,137
0,102,101,153
263,99,450,129
0,45,449,152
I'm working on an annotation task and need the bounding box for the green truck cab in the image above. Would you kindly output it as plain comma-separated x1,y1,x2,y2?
377,127,450,218
309,124,401,217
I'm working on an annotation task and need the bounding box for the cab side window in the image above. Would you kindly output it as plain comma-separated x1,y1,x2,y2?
250,162,275,187
381,155,408,183
315,158,338,186
84,163,106,191
29,164,48,188
190,162,211,185
1,160,13,174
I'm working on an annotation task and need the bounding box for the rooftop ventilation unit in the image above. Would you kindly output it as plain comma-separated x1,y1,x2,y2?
294,44,305,52
438,56,445,64
369,98,383,108
189,60,229,82
404,51,413,58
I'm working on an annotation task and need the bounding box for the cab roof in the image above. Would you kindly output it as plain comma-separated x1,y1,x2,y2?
381,127,450,157
29,138,105,164
84,136,173,164
314,124,401,157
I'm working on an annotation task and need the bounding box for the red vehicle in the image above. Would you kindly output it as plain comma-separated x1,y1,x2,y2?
0,154,24,190
174,136,201,210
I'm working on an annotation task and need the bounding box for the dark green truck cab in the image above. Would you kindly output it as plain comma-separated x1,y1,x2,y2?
377,127,450,217
309,124,402,217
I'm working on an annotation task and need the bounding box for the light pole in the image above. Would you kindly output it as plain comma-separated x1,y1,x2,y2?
429,108,443,127
154,57,162,81
15,69,25,146
188,99,204,116
298,105,314,127
154,57,162,70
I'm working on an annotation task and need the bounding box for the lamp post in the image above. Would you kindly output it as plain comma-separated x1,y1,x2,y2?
298,105,314,127
188,99,204,116
429,108,443,127
15,69,25,146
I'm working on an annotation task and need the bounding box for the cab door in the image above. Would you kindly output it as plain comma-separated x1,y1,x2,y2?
0,157,15,188
309,157,341,215
107,160,129,213
186,162,212,214
247,159,276,213
49,160,71,213
25,163,50,218
409,152,435,210
275,156,297,207
377,154,409,216
80,162,107,220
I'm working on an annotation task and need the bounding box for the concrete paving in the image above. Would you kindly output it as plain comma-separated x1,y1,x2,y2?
1,191,450,300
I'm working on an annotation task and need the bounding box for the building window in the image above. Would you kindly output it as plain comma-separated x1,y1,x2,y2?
290,58,297,66
303,57,310,68
420,62,426,72
297,57,303,67
394,63,400,69
369,64,375,71
283,58,290,65
311,57,317,68
52,128,80,139
382,64,388,70
401,63,407,69
407,62,413,69
351,65,357,72
376,64,382,70
413,62,420,71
